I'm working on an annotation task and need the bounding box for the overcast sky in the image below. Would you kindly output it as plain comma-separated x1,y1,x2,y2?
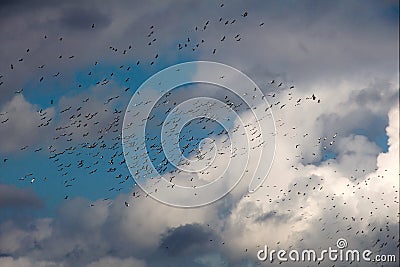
0,1,399,266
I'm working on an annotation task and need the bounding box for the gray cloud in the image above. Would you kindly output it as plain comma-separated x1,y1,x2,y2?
59,7,111,31
255,209,291,224
0,184,43,208
159,223,219,256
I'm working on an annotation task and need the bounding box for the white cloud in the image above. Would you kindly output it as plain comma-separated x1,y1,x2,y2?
0,96,397,266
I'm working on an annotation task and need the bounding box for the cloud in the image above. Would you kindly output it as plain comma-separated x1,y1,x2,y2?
0,218,52,255
59,7,111,31
213,103,399,264
0,184,43,208
86,256,146,267
0,1,398,266
159,223,219,256
0,256,59,267
0,95,55,153
0,99,397,266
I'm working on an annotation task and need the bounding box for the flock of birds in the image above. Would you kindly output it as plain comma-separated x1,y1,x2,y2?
0,2,398,265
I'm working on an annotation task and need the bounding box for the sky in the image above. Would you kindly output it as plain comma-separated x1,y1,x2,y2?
0,0,399,266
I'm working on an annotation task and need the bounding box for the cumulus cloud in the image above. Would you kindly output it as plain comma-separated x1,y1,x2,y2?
0,1,398,266
216,103,399,264
0,99,397,266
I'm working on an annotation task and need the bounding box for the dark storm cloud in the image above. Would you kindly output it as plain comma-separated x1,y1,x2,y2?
59,7,111,30
0,0,59,17
0,183,43,208
159,223,218,256
0,0,31,12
